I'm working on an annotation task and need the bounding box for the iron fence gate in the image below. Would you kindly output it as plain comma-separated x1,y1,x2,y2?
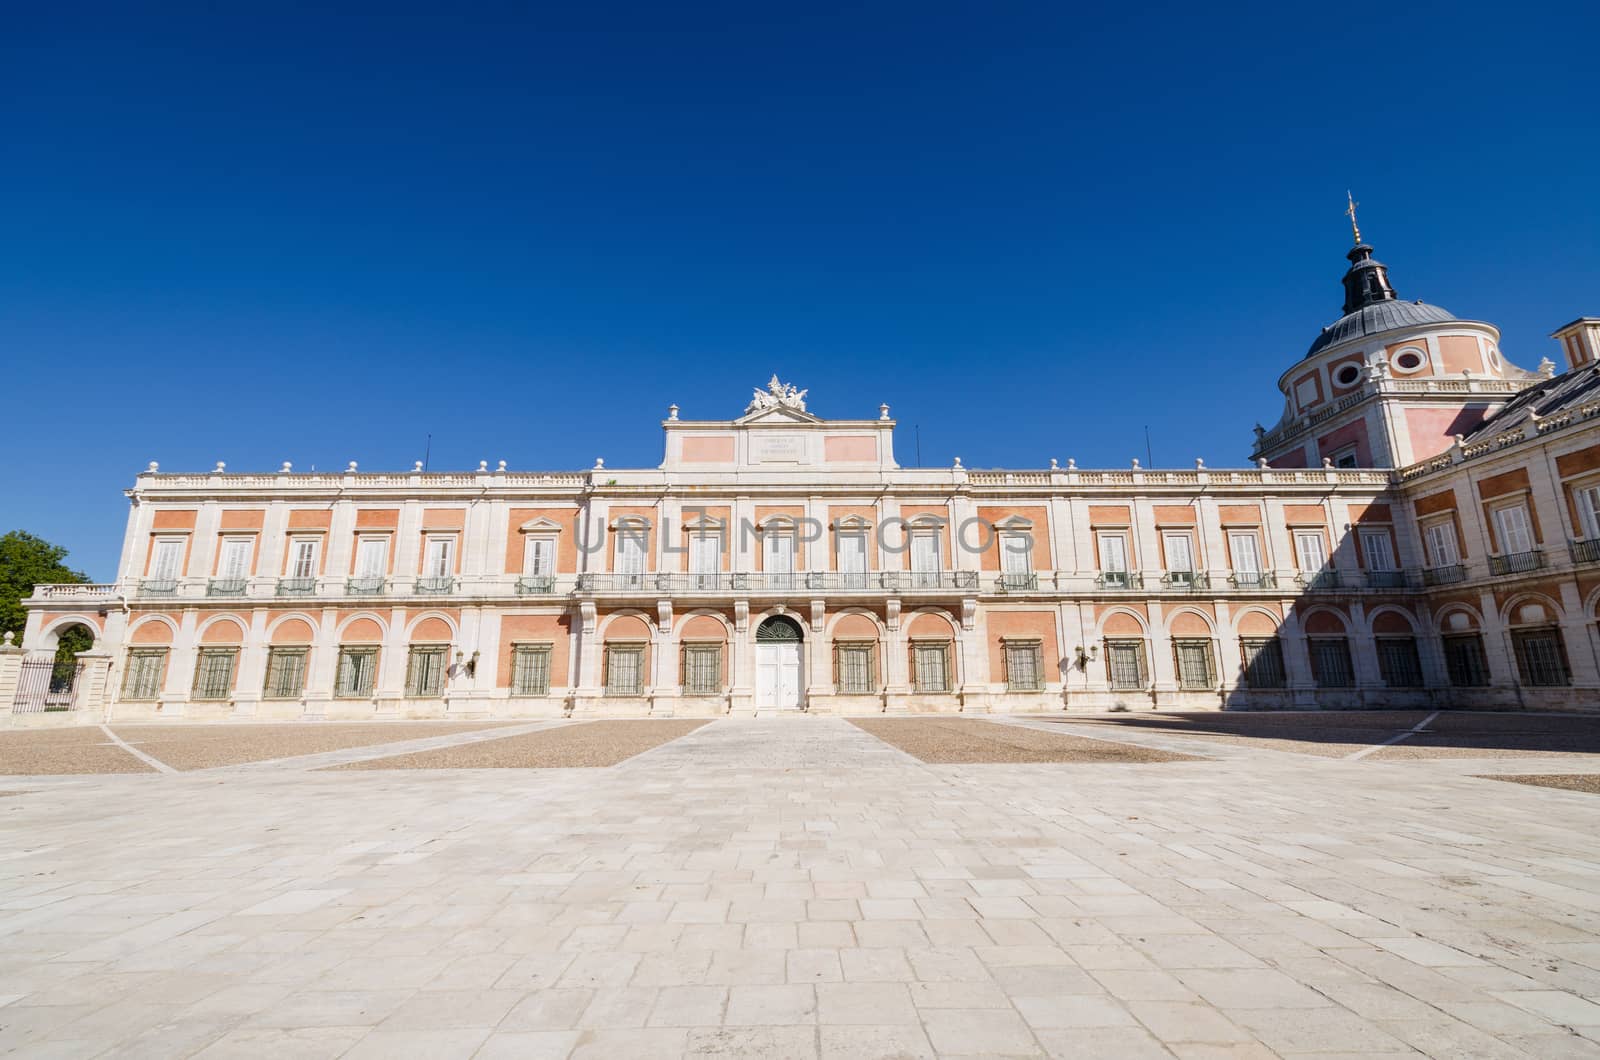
13,659,85,713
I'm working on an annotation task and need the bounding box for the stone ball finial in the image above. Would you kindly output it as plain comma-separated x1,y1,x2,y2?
1322,457,1334,468
347,461,358,472
147,461,159,473
594,457,605,470
879,403,890,420
668,404,679,421
3,631,14,647
1049,458,1059,470
413,460,424,472
279,461,292,473
1131,458,1141,469
213,461,226,473
477,460,489,472
1067,458,1077,470
952,456,963,469
497,460,507,472
1257,457,1269,469
1195,457,1206,469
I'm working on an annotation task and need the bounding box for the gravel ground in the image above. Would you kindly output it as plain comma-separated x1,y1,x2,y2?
1371,713,1600,760
851,717,1198,764
331,719,709,769
0,727,154,775
109,721,520,771
1480,773,1600,794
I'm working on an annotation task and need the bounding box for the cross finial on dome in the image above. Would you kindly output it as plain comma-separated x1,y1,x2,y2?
1345,191,1362,246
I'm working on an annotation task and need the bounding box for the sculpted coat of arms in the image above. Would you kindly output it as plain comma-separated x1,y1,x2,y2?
746,375,808,414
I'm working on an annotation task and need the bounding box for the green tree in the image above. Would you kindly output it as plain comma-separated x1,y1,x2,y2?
0,531,92,660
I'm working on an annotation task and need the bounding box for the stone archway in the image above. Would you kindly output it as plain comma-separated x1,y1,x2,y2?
15,620,96,713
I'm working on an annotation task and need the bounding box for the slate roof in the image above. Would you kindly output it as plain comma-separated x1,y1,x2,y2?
1306,299,1458,357
1460,359,1600,442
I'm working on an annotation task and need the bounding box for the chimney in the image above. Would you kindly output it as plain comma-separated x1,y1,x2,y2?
1551,317,1600,370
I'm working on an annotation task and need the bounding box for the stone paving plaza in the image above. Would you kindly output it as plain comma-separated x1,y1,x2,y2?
3,712,1600,1059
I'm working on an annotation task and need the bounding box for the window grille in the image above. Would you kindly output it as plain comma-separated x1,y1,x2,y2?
264,647,308,698
912,642,950,692
1004,640,1044,691
1376,637,1423,688
1443,634,1489,687
1173,638,1215,690
606,644,645,695
683,643,721,694
1512,628,1570,687
122,648,167,700
192,648,238,700
512,643,552,695
1106,639,1145,690
405,646,448,697
1309,637,1354,688
336,647,378,697
1239,637,1285,689
835,641,874,694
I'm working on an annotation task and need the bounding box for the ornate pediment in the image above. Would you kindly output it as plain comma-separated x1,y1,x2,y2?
517,517,564,534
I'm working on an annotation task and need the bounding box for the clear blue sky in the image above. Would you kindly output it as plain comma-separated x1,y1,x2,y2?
4,3,1597,579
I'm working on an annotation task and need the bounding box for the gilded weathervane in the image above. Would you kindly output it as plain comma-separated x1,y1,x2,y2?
1345,190,1362,245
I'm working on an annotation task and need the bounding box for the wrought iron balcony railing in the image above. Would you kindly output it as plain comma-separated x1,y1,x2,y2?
207,578,248,597
1095,571,1143,590
346,576,388,595
276,577,317,596
1297,568,1342,591
1228,571,1276,590
415,576,457,595
1160,571,1210,591
516,575,557,594
1489,550,1544,576
1364,570,1415,590
1571,539,1600,566
1421,563,1467,586
573,570,980,595
995,573,1040,593
139,579,179,597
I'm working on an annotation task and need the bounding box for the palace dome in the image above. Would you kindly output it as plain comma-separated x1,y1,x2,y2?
1306,298,1457,357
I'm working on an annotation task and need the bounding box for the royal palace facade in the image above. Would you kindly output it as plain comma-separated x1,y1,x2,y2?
9,235,1600,720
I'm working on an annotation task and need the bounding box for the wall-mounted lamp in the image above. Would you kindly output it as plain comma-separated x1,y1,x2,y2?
1073,643,1099,671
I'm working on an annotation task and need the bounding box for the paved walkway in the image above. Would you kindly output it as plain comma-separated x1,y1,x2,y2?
2,717,1600,1058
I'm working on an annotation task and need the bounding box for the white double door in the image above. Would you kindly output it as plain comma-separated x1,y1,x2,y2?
755,641,803,710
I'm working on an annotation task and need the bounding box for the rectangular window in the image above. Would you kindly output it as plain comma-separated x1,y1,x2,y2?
150,538,185,581
1423,520,1459,567
355,537,388,578
1163,532,1195,573
1097,532,1131,587
122,648,167,700
1309,637,1354,688
405,645,448,697
263,647,308,699
835,641,874,694
1173,638,1214,690
511,643,553,695
524,536,556,578
1493,503,1534,555
690,533,721,590
837,532,868,588
192,648,238,700
288,538,319,579
1240,637,1285,689
1229,532,1262,574
1512,628,1570,687
1575,484,1600,540
1294,530,1328,572
1105,639,1145,690
1443,634,1489,687
1376,637,1423,688
683,643,721,694
764,530,795,588
336,647,378,697
615,529,647,586
911,531,940,587
605,644,645,695
217,537,252,580
1004,640,1044,691
1359,529,1395,571
912,641,950,692
423,536,454,578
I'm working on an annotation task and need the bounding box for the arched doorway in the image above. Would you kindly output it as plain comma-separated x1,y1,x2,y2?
755,615,804,711
16,620,95,713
